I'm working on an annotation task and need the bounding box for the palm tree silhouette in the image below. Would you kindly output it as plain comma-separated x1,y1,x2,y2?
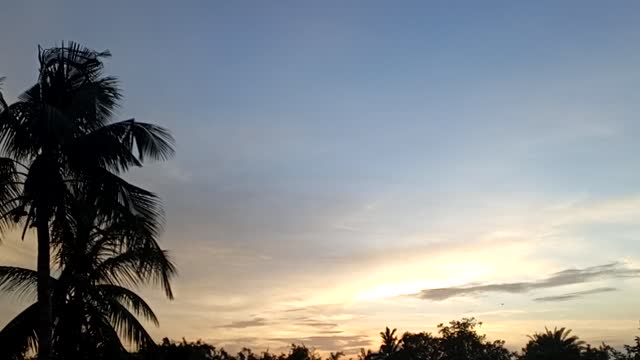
358,348,375,360
521,327,585,360
379,327,400,358
0,198,175,359
0,42,173,360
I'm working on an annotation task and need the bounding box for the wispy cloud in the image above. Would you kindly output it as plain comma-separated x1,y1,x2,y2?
294,319,338,330
534,287,617,302
268,335,371,353
412,262,639,301
219,317,269,329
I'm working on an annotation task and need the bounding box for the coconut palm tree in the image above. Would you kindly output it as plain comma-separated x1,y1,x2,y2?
520,327,585,360
378,327,400,359
0,42,174,359
358,348,375,360
0,198,175,359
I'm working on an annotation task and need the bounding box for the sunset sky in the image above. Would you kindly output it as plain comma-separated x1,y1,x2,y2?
1,0,640,354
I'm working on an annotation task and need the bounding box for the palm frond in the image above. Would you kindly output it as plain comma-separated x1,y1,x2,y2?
89,211,159,259
0,158,24,234
89,316,128,356
66,121,142,174
67,76,121,128
0,302,39,358
0,87,41,161
105,298,156,348
85,170,164,237
97,284,159,326
55,301,128,359
126,120,175,162
22,154,67,220
38,41,111,86
0,266,39,300
50,197,79,266
95,245,176,299
0,77,7,111
35,41,119,138
69,119,174,174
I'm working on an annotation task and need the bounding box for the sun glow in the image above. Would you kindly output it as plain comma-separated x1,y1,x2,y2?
354,281,432,301
352,257,506,302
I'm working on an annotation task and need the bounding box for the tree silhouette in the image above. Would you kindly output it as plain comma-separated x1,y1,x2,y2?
609,334,640,360
284,344,321,360
124,320,640,360
238,348,260,360
397,332,442,360
135,338,223,360
521,327,585,360
358,348,375,360
0,42,174,360
438,318,512,360
0,198,175,359
378,327,400,359
581,344,612,360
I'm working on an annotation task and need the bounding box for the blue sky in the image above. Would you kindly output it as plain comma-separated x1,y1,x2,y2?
1,0,640,354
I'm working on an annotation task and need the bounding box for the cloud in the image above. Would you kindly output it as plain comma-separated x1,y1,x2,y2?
219,317,269,329
283,304,344,314
296,320,338,330
534,287,617,302
268,335,371,353
287,315,339,330
412,262,639,301
316,330,344,335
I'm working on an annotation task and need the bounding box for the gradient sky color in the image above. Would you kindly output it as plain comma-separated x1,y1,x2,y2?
1,0,640,354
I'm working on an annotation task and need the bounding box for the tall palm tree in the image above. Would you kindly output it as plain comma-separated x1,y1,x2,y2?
0,42,174,359
0,198,175,359
521,327,585,360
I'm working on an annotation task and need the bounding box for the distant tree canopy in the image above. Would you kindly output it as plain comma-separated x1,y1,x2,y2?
125,318,640,360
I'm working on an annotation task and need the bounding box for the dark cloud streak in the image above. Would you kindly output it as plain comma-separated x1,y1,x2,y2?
288,316,339,330
412,262,639,301
219,317,269,329
534,287,617,302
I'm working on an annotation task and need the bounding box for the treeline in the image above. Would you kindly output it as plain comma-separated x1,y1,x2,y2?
126,318,640,360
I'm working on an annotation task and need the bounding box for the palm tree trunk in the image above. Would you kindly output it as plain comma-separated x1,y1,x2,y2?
36,215,52,360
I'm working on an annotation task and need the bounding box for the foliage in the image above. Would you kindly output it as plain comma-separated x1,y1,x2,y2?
283,344,322,360
0,199,175,359
581,344,612,360
520,327,585,360
128,321,640,360
378,327,400,358
396,331,441,360
3,315,640,360
134,341,320,360
134,338,228,360
0,42,174,360
436,318,513,360
609,335,640,360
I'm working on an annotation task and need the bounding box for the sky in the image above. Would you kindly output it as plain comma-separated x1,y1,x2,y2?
1,0,640,354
